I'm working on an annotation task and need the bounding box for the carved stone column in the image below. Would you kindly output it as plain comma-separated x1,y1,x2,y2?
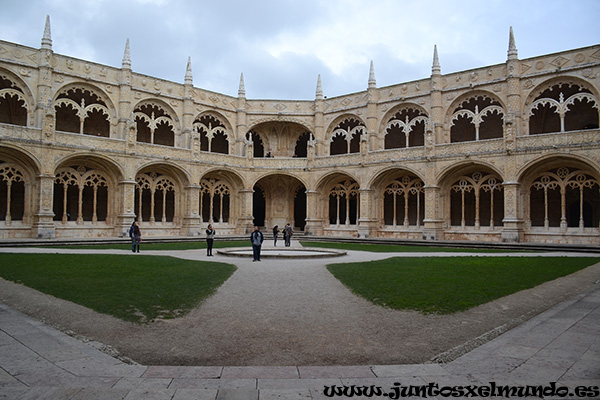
304,189,323,236
31,174,56,239
501,181,523,242
357,188,377,238
238,188,254,234
422,185,443,240
183,184,202,236
115,179,137,237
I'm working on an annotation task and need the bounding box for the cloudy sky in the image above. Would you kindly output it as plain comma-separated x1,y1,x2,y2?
1,0,598,100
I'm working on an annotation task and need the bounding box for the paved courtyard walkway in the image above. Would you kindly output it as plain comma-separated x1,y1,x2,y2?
0,242,599,399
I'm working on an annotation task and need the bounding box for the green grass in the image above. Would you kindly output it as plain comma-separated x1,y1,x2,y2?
326,256,599,314
0,253,236,323
47,240,250,251
301,241,523,253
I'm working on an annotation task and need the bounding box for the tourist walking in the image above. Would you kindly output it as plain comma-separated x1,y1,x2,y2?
250,226,264,261
205,224,215,256
272,225,279,246
284,223,293,247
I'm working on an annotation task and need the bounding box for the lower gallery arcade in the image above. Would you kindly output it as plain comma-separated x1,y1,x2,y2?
0,27,599,245
1,149,599,244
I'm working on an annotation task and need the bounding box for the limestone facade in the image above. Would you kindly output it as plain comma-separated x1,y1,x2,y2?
0,19,599,244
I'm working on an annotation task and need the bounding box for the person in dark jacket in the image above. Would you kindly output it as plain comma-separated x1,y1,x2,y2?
206,224,215,256
129,217,140,253
284,223,293,247
250,226,264,261
132,221,141,253
272,225,279,247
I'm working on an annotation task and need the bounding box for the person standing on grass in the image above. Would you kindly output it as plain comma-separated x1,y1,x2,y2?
129,217,139,253
272,225,279,246
132,221,141,253
206,224,215,256
250,225,264,261
284,223,293,247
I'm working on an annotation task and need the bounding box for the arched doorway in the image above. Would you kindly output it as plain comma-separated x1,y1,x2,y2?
253,174,306,231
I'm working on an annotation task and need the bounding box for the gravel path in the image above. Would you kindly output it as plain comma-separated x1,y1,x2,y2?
1,245,599,366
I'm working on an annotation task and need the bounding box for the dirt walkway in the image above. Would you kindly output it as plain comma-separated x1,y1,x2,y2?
1,247,599,366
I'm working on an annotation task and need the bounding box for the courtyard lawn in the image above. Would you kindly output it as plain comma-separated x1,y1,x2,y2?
301,241,525,253
326,256,599,314
0,253,236,323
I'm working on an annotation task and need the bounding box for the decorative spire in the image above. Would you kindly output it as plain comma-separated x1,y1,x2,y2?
185,56,193,85
507,26,518,60
41,15,52,50
316,74,323,100
238,73,245,97
122,38,131,69
432,45,441,75
368,60,376,89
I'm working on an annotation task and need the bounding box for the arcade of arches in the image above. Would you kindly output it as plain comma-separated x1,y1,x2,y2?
0,31,599,244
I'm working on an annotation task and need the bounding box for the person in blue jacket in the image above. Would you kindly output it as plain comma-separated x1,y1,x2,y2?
129,217,139,253
129,217,141,253
250,226,264,261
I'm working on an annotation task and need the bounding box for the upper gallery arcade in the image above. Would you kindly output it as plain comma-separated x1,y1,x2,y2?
0,16,599,244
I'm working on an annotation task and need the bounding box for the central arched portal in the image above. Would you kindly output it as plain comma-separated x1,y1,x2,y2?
253,174,306,231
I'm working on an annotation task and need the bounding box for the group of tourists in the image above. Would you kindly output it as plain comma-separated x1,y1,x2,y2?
128,218,293,261
271,224,293,247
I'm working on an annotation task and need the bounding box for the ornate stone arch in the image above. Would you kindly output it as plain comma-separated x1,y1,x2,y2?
53,83,116,137
251,173,308,229
133,162,189,226
52,155,122,226
0,145,40,227
0,68,35,127
246,120,312,158
132,99,180,146
381,104,430,149
371,167,426,228
248,116,313,133
518,154,600,231
315,171,361,226
193,111,231,154
379,103,429,132
445,91,506,143
199,166,245,226
524,77,599,134
438,162,505,230
326,115,367,155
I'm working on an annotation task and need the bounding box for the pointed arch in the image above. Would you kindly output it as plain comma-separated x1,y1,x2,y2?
0,69,33,127
53,85,115,137
199,177,231,223
133,100,178,146
520,158,600,231
328,116,366,155
527,79,599,134
53,165,110,224
193,113,230,154
448,93,505,143
384,106,429,149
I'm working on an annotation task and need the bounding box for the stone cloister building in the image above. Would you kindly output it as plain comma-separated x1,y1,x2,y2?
0,18,599,244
